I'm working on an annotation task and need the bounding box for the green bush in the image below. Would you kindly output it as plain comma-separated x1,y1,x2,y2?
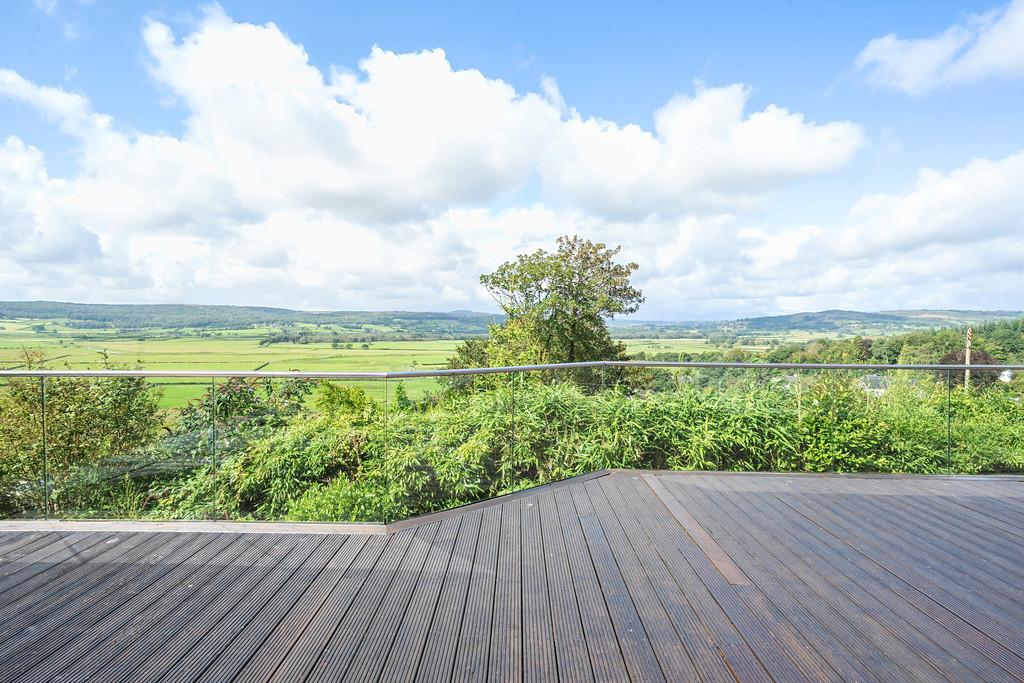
0,375,161,517
4,371,1022,522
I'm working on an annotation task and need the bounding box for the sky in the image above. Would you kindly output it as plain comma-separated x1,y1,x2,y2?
1,1,1023,319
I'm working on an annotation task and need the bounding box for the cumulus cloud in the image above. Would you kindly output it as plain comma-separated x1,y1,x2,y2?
0,69,106,136
0,137,100,264
0,5,1016,316
541,84,862,219
0,136,141,300
835,151,1024,256
855,0,1024,94
138,7,560,224
722,151,1024,315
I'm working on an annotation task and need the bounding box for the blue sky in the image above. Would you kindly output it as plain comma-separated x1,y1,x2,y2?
1,0,1023,318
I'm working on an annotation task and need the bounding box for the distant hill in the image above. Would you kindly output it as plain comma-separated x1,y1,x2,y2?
609,309,1024,338
0,301,502,337
3,301,1021,341
735,309,1024,333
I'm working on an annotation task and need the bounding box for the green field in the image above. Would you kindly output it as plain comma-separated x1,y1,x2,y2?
4,307,1008,410
0,319,841,369
0,319,775,365
0,317,763,408
0,318,463,407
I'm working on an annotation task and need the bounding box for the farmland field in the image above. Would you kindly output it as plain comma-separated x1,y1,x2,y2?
0,317,777,408
4,305,1017,410
0,319,462,406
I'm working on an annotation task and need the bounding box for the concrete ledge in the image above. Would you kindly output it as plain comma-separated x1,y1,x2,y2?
2,469,1019,535
0,519,388,535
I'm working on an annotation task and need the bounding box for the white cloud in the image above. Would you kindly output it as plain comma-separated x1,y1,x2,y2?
138,7,560,224
541,83,862,219
719,151,1024,316
0,69,105,136
0,136,139,300
1,6,1017,317
835,152,1024,256
856,0,1024,94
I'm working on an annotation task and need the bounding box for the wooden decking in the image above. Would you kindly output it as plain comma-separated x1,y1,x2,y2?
1,471,1023,682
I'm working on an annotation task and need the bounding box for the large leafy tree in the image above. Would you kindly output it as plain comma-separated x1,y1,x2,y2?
456,236,644,369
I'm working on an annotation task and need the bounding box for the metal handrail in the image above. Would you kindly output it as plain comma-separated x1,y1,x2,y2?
0,360,1020,379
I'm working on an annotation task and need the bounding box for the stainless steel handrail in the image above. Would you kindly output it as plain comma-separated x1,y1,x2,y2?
0,361,1021,379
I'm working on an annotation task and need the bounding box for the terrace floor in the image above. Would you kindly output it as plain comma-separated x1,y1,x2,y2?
1,471,1023,682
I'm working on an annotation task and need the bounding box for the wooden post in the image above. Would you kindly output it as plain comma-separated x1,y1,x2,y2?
965,327,972,390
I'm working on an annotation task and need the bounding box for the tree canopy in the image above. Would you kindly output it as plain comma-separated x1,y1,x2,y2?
465,236,643,367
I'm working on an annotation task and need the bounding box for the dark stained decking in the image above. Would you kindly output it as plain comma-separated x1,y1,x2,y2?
1,471,1023,682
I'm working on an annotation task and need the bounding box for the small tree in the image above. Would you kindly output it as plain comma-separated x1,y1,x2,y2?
473,235,643,366
485,235,643,363
445,236,644,392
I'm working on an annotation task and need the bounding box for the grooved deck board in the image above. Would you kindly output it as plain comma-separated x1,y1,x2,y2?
536,491,594,683
642,474,751,586
226,534,377,683
129,534,327,683
0,471,1022,682
0,532,50,557
338,523,442,682
162,534,347,683
378,516,462,683
521,495,557,683
0,533,196,649
450,503,501,682
677,476,951,683
412,510,481,683
569,482,665,682
488,497,522,682
0,532,164,614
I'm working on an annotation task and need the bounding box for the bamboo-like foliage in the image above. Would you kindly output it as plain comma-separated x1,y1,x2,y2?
2,372,1022,522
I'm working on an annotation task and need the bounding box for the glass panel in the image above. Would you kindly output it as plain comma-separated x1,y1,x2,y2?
203,375,384,523
39,375,198,519
781,366,950,476
525,367,587,480
1007,370,1024,475
649,364,789,474
874,367,948,475
0,376,47,518
385,368,507,519
796,367,859,473
735,364,785,473
520,365,642,480
616,363,669,471
7,362,1015,524
949,364,1024,475
665,366,712,472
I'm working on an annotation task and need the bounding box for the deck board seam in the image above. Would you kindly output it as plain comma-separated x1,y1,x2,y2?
641,474,750,586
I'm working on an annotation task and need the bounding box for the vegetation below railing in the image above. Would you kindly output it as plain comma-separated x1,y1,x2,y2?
2,238,1023,522
1,369,1022,522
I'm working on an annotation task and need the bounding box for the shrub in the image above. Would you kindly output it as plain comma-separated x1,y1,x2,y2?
5,370,1021,522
